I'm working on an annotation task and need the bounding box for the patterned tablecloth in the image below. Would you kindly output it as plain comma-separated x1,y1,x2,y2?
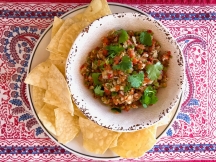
0,2,216,161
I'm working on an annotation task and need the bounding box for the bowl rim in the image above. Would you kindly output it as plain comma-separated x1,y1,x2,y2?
66,12,185,132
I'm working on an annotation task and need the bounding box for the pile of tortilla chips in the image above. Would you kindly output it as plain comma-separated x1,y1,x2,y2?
25,0,171,158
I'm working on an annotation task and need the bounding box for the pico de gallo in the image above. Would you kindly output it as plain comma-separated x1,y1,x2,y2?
80,29,171,113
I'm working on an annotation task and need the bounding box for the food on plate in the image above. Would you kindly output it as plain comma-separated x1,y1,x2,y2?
38,104,57,135
25,0,174,158
110,124,157,158
25,59,52,89
80,29,171,112
43,64,74,115
32,86,45,113
54,108,79,144
51,16,65,39
79,117,121,154
47,0,111,60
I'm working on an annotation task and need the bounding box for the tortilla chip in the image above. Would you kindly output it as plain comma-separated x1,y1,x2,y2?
54,108,79,144
79,117,121,154
49,52,66,61
43,64,74,115
111,125,157,158
49,59,66,76
32,86,46,113
24,59,52,89
57,0,111,56
51,16,64,39
74,103,87,119
57,21,89,55
109,133,122,148
38,103,57,135
46,18,75,56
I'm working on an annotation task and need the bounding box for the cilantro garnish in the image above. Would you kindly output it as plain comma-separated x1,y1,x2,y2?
113,55,132,71
94,85,104,96
140,86,158,108
127,71,144,88
146,61,163,81
92,73,101,85
140,31,152,46
111,107,122,113
118,29,129,44
124,84,131,93
106,45,124,58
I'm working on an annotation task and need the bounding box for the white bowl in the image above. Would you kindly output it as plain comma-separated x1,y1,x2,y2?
66,12,185,132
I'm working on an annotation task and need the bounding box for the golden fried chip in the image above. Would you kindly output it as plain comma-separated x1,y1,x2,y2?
79,117,121,154
109,133,122,148
32,86,46,113
54,108,79,144
38,103,56,135
49,59,66,76
51,16,64,39
24,59,52,89
73,103,87,119
49,52,66,61
46,18,75,56
57,21,89,55
43,64,74,115
57,0,111,55
111,125,157,158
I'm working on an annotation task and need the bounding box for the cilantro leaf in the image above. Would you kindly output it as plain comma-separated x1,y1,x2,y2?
140,86,158,108
92,73,101,85
140,31,152,46
106,45,124,58
113,55,132,71
124,84,131,92
118,29,129,44
94,86,104,96
127,71,144,88
111,108,122,113
146,61,163,81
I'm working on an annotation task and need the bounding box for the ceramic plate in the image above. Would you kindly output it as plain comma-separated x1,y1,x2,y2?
26,3,183,160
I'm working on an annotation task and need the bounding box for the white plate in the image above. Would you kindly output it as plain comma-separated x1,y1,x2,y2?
26,3,183,160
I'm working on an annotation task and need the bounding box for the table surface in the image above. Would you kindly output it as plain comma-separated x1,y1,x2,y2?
0,1,216,161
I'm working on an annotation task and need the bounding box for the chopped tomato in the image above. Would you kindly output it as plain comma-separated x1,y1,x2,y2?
132,58,139,64
102,37,109,45
127,49,135,58
115,85,120,91
102,49,108,56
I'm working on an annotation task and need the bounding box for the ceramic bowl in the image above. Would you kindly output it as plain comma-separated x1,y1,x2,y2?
66,12,185,132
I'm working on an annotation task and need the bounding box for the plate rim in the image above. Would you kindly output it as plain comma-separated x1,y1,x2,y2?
26,3,183,160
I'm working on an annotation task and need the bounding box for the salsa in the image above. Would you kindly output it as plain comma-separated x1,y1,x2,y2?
80,29,171,113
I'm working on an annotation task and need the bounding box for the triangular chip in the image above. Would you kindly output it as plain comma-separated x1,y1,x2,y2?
79,117,121,154
111,125,157,158
74,103,87,119
43,64,74,115
57,0,111,56
32,86,46,113
109,133,122,148
24,59,52,89
51,16,64,39
49,52,66,61
46,18,75,56
38,103,57,135
54,108,79,144
49,59,66,76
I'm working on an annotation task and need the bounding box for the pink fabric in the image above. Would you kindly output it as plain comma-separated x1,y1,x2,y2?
6,0,216,4
0,2,216,161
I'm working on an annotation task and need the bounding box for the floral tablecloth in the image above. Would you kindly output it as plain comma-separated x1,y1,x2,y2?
0,2,216,161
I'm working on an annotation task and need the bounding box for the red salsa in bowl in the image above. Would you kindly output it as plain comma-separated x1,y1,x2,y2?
80,29,171,113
